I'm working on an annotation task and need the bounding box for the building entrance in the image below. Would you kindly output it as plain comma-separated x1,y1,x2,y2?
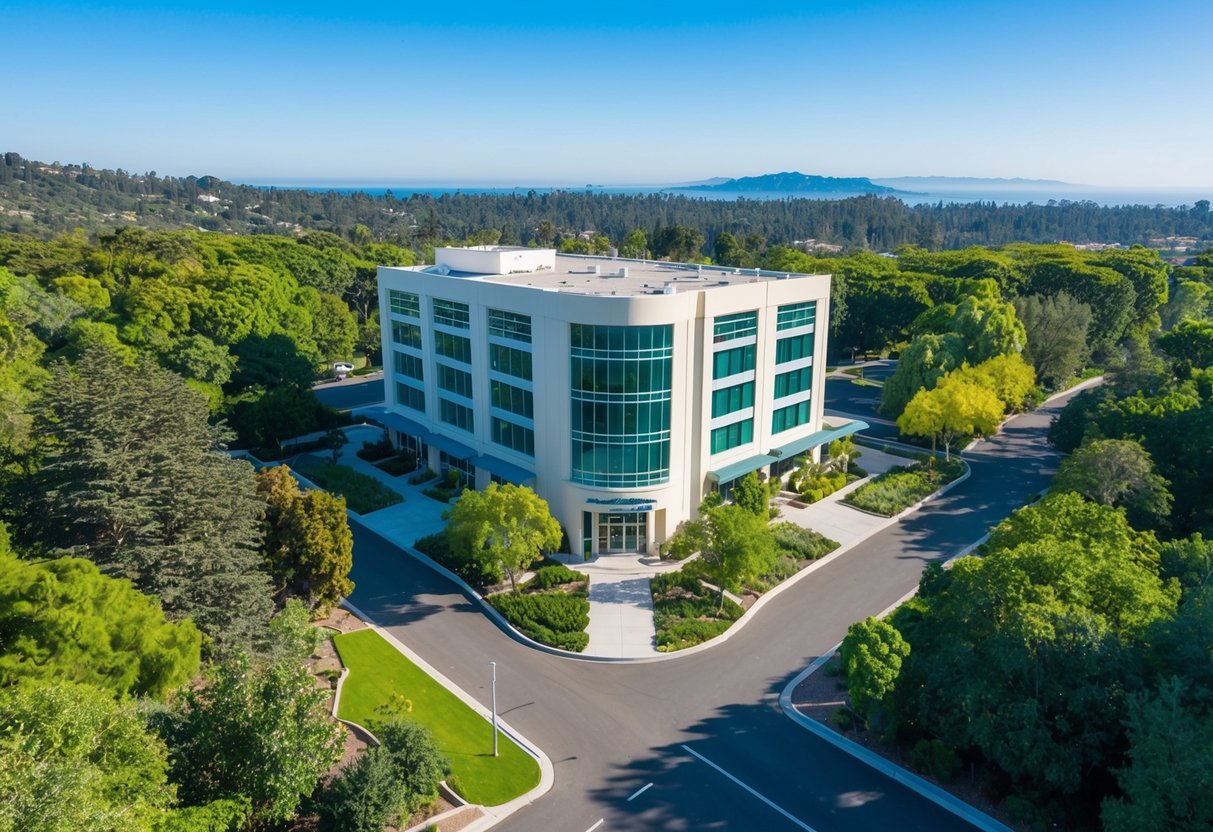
596,512,648,554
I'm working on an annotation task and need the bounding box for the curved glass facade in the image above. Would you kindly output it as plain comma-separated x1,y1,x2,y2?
570,324,672,488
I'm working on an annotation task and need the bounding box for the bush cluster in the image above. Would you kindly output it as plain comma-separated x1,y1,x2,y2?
294,462,403,515
795,470,849,503
651,571,743,652
526,564,583,591
407,468,438,485
770,522,839,561
413,531,498,588
356,436,396,462
375,451,417,477
488,593,590,652
842,458,964,517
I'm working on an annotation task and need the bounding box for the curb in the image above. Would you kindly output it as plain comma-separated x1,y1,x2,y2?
340,600,555,831
777,529,1010,832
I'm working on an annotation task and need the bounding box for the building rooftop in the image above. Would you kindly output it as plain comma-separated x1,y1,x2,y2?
405,246,826,297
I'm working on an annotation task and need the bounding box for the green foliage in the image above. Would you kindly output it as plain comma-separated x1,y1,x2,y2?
153,798,250,832
878,332,964,418
946,353,1036,413
651,570,744,651
843,458,965,517
1013,292,1092,389
0,552,200,700
256,465,355,611
1159,534,1213,594
293,461,402,515
1053,438,1172,528
769,521,839,561
526,563,584,590
1158,318,1213,376
488,592,590,652
316,724,448,832
160,651,345,827
264,599,325,663
19,346,273,647
692,502,778,611
445,484,561,592
0,681,175,832
906,739,961,783
897,377,1003,458
730,470,771,517
839,617,910,722
1101,678,1213,832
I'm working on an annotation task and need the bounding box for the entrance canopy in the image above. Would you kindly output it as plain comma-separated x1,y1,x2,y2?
472,454,534,484
706,451,780,484
426,432,477,461
357,406,431,440
770,420,870,461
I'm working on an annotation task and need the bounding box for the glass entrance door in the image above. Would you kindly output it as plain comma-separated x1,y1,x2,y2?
596,512,648,554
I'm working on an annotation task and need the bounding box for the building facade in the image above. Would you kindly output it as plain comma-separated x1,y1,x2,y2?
375,246,858,557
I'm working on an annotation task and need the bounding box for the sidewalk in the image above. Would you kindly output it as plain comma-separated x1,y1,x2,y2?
559,554,685,658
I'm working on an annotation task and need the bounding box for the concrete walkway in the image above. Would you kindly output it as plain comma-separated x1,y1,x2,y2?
557,555,685,658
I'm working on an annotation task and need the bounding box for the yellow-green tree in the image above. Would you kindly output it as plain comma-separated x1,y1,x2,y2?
445,483,561,592
948,353,1037,414
898,379,1003,460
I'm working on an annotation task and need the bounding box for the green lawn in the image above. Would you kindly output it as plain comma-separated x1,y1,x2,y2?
295,461,403,514
333,629,540,806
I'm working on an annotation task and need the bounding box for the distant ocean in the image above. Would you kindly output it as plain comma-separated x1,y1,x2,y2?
246,182,1212,209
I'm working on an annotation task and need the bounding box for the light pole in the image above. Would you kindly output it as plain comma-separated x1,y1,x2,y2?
490,661,498,758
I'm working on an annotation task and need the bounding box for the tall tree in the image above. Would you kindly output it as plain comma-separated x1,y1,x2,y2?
693,501,777,611
445,483,561,592
897,378,1003,459
21,346,273,647
1053,439,1172,528
255,465,354,612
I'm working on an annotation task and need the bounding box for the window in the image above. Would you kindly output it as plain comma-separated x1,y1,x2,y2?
489,343,532,380
491,418,535,456
713,311,757,342
436,364,473,399
711,381,754,418
774,367,812,398
772,400,811,434
440,451,475,486
434,331,472,364
488,309,532,343
710,419,753,454
395,382,425,413
393,351,424,381
389,290,420,318
391,321,422,349
439,398,474,433
491,380,533,419
569,324,673,487
775,333,814,364
777,301,817,331
433,298,470,329
712,344,756,379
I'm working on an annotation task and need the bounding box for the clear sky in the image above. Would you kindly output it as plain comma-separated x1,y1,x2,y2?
4,0,1211,187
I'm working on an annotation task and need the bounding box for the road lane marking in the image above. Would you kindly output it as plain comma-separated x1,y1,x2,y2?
681,744,818,832
584,819,604,832
627,782,654,802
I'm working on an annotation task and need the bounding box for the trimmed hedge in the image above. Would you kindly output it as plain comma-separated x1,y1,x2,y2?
526,564,583,591
488,592,590,652
295,461,403,514
843,458,965,517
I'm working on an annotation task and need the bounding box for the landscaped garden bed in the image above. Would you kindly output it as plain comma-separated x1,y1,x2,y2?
652,521,839,651
294,460,403,514
333,629,541,807
842,457,965,517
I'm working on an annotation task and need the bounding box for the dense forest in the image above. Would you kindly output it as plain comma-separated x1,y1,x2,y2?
3,152,1211,251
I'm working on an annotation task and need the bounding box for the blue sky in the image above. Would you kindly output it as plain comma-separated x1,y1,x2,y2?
4,1,1211,187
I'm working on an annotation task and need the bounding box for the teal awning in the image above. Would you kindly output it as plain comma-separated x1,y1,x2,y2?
356,406,431,440
770,420,869,460
426,432,477,461
472,454,534,484
707,452,779,484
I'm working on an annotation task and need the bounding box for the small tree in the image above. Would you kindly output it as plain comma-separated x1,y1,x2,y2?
731,471,770,517
324,427,349,464
445,483,561,592
696,502,777,611
1053,438,1172,525
898,378,1003,461
839,617,910,726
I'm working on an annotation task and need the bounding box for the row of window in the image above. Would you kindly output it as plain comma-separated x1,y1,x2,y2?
432,298,470,329
712,343,756,379
776,302,816,331
491,380,534,419
713,311,757,343
436,363,474,399
439,398,475,433
488,309,532,343
571,356,671,398
434,331,472,364
772,400,811,434
394,351,424,382
389,290,420,318
774,366,811,399
570,323,673,354
774,333,814,364
711,381,754,418
392,321,422,350
710,419,753,454
491,417,535,456
489,343,532,380
396,381,425,413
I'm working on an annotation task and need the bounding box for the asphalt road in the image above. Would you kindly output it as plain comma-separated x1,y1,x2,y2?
313,376,385,410
347,385,1083,832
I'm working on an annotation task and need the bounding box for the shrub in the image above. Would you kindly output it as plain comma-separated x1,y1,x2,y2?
488,592,590,652
907,739,961,782
357,436,396,462
421,486,453,503
376,451,417,477
770,522,839,561
655,618,732,651
651,570,744,651
408,468,438,485
830,707,855,731
295,462,403,514
526,564,583,591
414,531,498,588
843,458,964,517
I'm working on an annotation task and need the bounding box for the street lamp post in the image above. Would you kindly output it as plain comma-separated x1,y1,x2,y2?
490,661,498,758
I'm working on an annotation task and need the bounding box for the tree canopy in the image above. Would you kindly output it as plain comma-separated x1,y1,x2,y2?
445,483,562,592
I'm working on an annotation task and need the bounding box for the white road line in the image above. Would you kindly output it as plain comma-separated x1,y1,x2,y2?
584,819,605,832
627,782,655,802
681,744,818,832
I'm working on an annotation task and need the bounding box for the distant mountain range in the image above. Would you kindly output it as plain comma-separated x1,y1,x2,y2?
675,171,908,195
871,175,1082,189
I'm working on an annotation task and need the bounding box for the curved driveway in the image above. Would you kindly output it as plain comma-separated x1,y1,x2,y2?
348,386,1083,832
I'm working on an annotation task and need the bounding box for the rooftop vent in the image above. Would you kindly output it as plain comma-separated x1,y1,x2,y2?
588,265,600,275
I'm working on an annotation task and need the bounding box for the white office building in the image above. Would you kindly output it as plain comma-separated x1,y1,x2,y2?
373,246,861,557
